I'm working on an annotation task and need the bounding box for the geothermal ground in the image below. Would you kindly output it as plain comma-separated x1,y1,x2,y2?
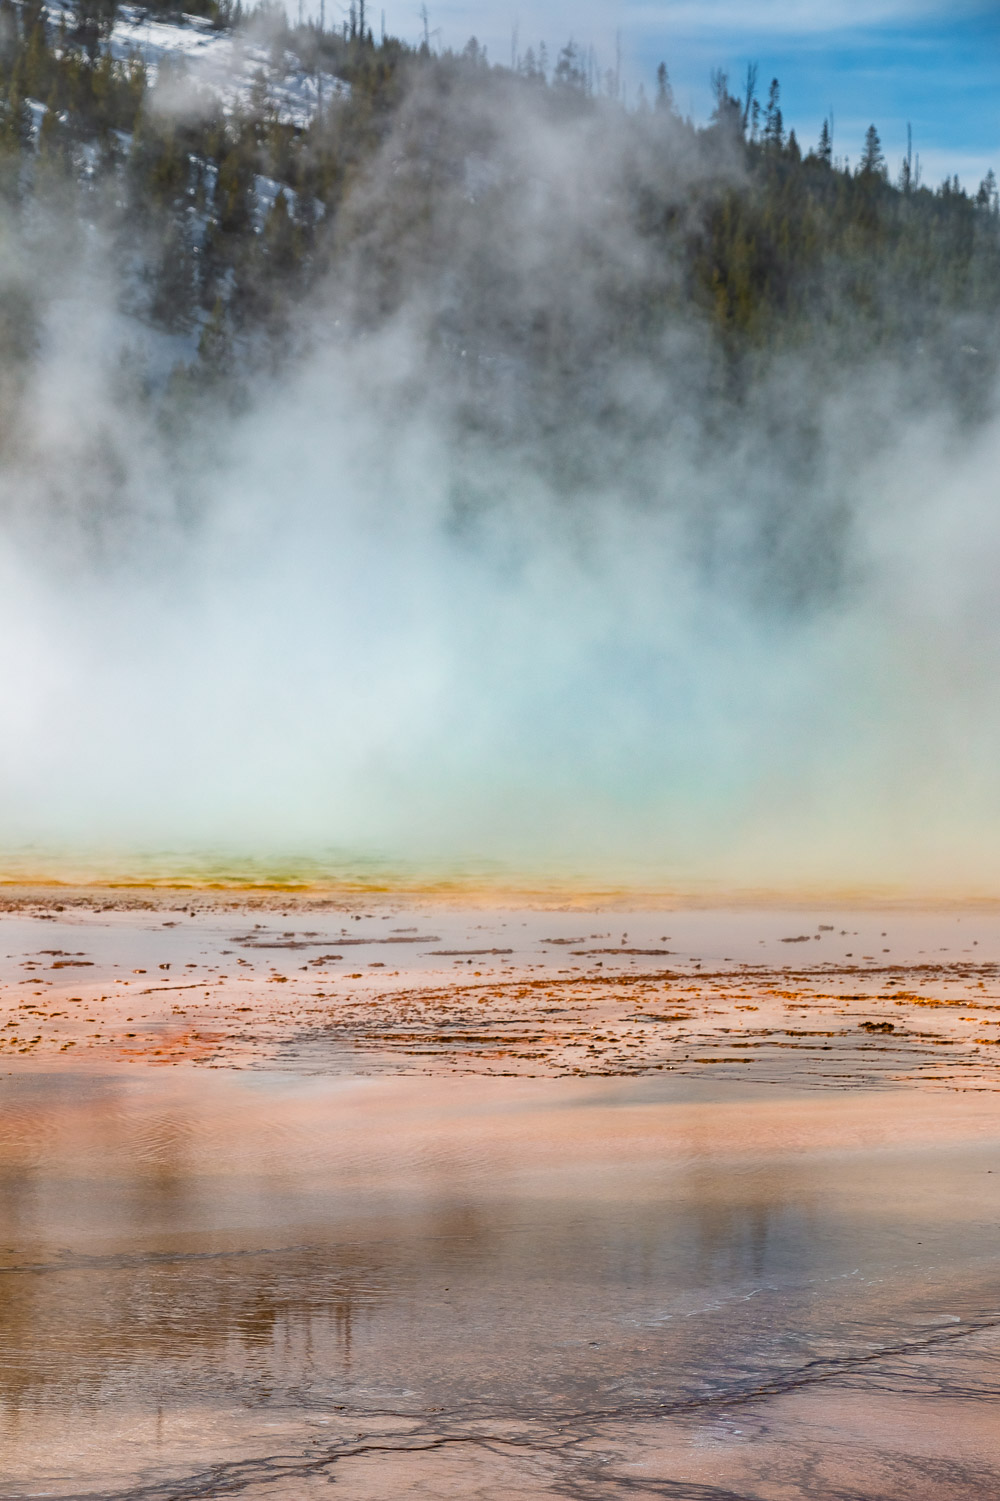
5,893,1000,1500
2,894,1000,1088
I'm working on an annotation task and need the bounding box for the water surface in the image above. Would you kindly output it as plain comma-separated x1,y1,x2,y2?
2,1068,1000,1497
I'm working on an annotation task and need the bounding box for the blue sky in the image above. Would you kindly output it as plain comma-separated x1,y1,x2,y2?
376,0,999,188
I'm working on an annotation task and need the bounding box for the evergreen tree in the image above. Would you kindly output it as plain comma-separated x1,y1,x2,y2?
519,47,542,83
150,215,198,330
709,69,742,136
2,58,33,154
859,123,885,177
763,77,783,149
215,144,255,235
817,118,832,165
36,85,69,180
22,18,50,102
553,41,586,92
899,123,914,193
196,296,232,384
0,0,19,72
655,61,673,114
263,188,297,276
741,62,757,134
73,0,117,59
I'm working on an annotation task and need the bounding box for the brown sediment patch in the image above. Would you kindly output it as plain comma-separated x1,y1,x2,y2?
1,896,1000,1088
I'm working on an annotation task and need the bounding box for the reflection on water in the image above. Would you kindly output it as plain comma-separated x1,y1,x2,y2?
2,1070,1000,1498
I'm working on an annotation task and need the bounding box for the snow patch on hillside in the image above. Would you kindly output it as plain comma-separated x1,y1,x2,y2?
46,3,349,128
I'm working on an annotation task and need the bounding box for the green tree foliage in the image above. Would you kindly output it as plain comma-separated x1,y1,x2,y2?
0,3,989,426
215,142,255,234
73,0,117,59
763,77,783,149
978,169,998,213
859,123,886,178
709,69,743,139
553,40,587,93
655,61,673,114
150,215,198,329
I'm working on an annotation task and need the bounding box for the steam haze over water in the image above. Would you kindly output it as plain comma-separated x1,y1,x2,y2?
1,48,998,898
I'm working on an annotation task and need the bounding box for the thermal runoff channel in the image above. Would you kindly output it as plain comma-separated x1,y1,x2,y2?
0,8,998,894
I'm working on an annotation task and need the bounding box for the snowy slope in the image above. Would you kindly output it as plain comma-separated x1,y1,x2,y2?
46,2,349,127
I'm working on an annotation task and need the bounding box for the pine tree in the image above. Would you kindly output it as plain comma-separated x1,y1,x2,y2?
709,69,741,136
0,0,18,72
519,46,544,84
763,78,783,149
91,49,114,138
859,124,885,177
148,125,188,206
2,57,33,154
36,84,68,179
741,62,757,134
73,0,117,59
817,118,831,165
899,123,913,193
554,41,585,92
655,61,673,114
263,188,297,276
150,215,197,330
197,296,231,381
22,18,49,102
216,145,254,234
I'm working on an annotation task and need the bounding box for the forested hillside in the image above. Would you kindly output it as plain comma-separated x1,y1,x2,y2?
0,0,995,468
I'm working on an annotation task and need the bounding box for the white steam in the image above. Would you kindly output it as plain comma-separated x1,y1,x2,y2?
0,73,997,896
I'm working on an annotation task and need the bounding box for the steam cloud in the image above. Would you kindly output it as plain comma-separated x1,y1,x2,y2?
0,65,998,896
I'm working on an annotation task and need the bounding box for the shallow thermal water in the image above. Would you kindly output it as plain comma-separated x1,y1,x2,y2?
2,1068,1000,1499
